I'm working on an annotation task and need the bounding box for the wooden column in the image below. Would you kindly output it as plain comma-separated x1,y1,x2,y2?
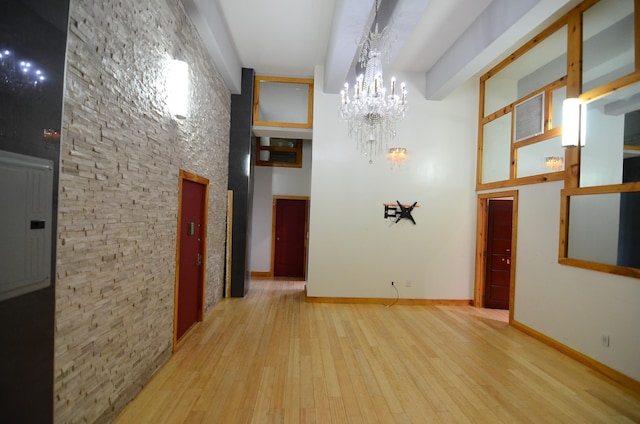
564,9,583,189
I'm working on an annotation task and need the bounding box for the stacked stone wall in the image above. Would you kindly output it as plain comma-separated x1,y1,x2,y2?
55,1,231,422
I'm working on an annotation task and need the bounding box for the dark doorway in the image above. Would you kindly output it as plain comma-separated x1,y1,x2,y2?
484,199,513,310
618,157,640,268
175,171,208,344
273,198,308,278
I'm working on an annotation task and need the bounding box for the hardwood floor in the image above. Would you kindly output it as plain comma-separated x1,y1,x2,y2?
114,279,640,423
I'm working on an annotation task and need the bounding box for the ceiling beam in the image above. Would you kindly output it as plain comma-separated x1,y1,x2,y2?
181,0,243,94
324,0,430,94
424,0,578,100
323,0,375,94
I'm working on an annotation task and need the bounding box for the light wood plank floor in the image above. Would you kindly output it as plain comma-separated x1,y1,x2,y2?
114,279,640,423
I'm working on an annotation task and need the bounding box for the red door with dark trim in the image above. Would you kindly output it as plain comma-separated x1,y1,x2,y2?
274,199,307,278
177,179,205,340
484,199,512,310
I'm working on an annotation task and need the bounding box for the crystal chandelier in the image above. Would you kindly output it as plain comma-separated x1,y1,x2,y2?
339,0,407,163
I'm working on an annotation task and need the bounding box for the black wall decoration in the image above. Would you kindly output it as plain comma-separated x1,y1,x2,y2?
384,201,419,224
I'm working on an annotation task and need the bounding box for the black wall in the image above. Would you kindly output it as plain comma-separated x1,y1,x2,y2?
228,68,255,297
0,1,69,422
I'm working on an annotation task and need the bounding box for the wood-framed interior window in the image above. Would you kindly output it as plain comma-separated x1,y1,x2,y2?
256,137,303,168
477,20,569,191
253,76,314,129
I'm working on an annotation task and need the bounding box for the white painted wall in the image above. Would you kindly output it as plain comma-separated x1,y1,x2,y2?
307,66,478,299
512,181,640,381
250,167,274,272
250,140,312,272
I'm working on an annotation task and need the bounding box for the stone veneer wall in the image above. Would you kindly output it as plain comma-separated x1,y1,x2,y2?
54,0,230,422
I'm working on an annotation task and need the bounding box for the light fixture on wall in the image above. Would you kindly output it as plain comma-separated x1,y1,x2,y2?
338,0,407,163
545,156,563,170
388,147,407,165
561,98,585,146
168,59,189,119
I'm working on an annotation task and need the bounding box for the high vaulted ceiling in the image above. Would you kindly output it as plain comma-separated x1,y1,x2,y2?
181,0,582,99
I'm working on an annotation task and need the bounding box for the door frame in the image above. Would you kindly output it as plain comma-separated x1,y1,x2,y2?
474,190,518,322
174,170,209,350
271,195,310,278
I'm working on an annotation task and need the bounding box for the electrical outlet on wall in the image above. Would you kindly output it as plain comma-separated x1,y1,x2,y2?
405,280,412,288
601,334,610,347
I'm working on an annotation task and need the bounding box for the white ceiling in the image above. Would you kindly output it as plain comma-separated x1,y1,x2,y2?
182,0,582,99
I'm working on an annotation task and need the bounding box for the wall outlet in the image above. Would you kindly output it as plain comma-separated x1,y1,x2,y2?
405,280,412,288
601,334,610,347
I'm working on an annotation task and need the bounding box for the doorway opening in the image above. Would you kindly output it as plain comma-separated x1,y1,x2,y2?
474,191,518,323
271,196,309,279
174,170,209,349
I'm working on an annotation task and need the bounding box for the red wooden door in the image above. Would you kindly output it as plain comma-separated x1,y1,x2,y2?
484,199,513,310
177,179,205,340
274,199,307,278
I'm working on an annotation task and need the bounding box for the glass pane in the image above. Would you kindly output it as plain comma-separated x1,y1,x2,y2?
484,77,518,117
482,113,511,183
268,151,297,163
580,81,640,187
568,193,622,265
516,136,564,177
484,25,567,116
551,86,566,129
258,81,309,124
582,0,635,92
567,192,640,269
270,138,297,148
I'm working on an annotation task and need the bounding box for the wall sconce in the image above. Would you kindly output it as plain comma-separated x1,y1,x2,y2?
168,59,189,119
388,147,408,163
545,156,563,170
561,98,585,146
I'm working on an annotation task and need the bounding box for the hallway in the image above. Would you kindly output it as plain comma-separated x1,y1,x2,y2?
114,279,640,423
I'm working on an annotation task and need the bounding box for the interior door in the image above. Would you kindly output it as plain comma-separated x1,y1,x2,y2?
484,199,513,309
176,178,205,340
273,198,307,278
